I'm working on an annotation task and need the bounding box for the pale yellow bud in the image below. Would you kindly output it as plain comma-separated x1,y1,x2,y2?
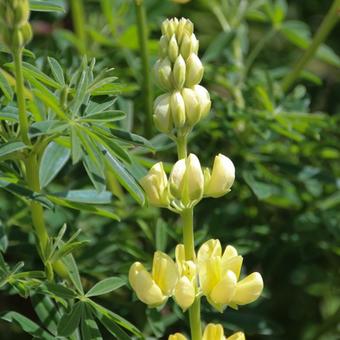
226,332,245,340
169,154,204,206
204,154,235,198
159,35,169,58
180,33,199,60
168,34,179,62
140,162,170,207
202,324,226,340
185,53,204,87
173,55,186,89
154,58,172,91
174,276,195,310
193,85,211,118
181,88,200,126
231,272,264,305
153,94,172,134
170,91,186,128
169,333,187,340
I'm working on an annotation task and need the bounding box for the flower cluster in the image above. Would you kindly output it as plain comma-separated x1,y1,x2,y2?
153,18,211,134
129,240,263,312
140,153,235,211
169,324,245,340
0,0,32,50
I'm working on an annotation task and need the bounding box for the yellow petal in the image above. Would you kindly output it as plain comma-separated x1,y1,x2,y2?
226,332,245,340
168,333,188,340
231,272,263,305
202,323,225,340
128,262,166,306
198,239,222,265
199,256,221,296
222,255,243,280
210,270,237,305
152,251,179,295
174,276,195,310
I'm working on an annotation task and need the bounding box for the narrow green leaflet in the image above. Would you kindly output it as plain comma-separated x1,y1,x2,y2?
0,69,13,99
52,190,112,204
0,142,27,158
44,283,78,299
81,304,102,340
39,142,70,188
47,57,65,85
86,277,126,297
29,121,68,138
1,311,55,339
30,0,65,12
51,240,89,262
0,220,8,252
104,150,145,205
62,252,83,295
57,301,83,337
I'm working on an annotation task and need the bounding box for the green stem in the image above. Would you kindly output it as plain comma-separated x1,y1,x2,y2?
135,0,153,138
282,0,340,92
176,134,188,159
182,208,201,340
13,49,30,145
70,0,87,55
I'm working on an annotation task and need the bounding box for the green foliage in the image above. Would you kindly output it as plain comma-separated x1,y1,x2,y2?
0,0,339,339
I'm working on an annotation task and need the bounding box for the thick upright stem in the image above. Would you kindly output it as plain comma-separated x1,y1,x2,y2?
176,134,188,159
282,0,340,92
135,0,153,138
70,0,87,55
13,49,30,145
182,208,202,340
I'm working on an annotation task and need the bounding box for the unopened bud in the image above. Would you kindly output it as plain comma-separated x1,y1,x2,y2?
185,54,203,87
20,22,32,45
169,333,187,340
193,85,211,118
180,33,199,60
168,34,179,63
153,94,172,134
181,88,200,126
159,35,169,58
173,55,186,89
170,91,186,128
154,58,172,91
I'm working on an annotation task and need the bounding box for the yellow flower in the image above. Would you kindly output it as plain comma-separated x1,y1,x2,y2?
202,324,246,340
168,333,187,340
129,251,178,307
204,154,235,198
173,244,196,310
140,162,170,207
198,240,263,311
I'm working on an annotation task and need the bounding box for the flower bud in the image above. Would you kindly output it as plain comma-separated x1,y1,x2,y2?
202,324,225,340
173,55,186,90
180,33,199,60
174,276,195,310
193,85,211,118
185,54,204,87
20,22,32,46
169,333,187,340
159,35,169,58
154,58,172,91
140,162,170,207
168,34,179,63
182,88,200,126
227,332,245,340
14,0,30,28
161,19,177,38
170,91,186,128
153,94,172,134
204,154,235,198
169,154,204,206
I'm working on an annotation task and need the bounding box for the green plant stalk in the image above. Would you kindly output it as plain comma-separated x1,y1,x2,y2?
135,0,153,138
282,0,340,92
182,208,202,340
70,0,87,55
13,49,30,145
177,134,188,159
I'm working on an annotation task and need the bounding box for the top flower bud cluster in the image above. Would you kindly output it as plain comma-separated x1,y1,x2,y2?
154,18,211,133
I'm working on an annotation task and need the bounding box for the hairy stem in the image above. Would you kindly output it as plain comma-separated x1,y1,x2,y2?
13,49,30,145
282,0,340,92
182,208,201,340
135,0,153,138
70,0,87,55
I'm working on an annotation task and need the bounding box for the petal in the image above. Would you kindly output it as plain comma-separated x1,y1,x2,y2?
231,272,264,305
202,323,225,340
152,251,179,295
169,333,188,340
129,262,166,306
210,270,237,305
174,276,195,310
197,239,222,265
226,332,245,340
222,255,243,281
199,256,221,296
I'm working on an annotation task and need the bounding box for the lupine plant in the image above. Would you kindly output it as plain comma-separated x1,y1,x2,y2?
129,18,263,340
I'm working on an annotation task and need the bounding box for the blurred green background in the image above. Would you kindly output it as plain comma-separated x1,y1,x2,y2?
0,0,339,339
